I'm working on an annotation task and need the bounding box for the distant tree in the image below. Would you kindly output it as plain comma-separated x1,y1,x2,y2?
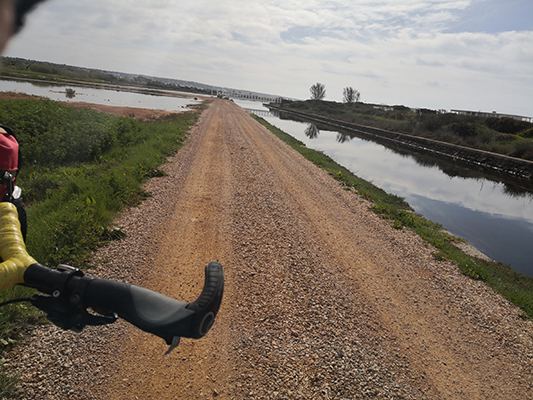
343,87,360,104
310,83,326,100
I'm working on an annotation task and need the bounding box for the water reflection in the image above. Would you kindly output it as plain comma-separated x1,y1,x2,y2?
27,80,54,88
305,123,319,139
305,123,352,143
308,120,533,199
339,126,533,199
336,131,351,144
0,78,200,111
257,107,533,276
49,88,76,99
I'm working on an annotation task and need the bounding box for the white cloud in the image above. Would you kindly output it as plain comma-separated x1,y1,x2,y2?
3,0,533,116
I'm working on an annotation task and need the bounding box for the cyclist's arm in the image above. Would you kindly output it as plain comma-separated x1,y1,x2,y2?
0,202,36,290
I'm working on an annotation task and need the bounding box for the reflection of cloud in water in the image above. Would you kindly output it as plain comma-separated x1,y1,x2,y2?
0,79,197,111
408,195,533,276
383,175,533,224
259,113,533,274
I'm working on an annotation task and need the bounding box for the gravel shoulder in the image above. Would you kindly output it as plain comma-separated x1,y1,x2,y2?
7,99,533,399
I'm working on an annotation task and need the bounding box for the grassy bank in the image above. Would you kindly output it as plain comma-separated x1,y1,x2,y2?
0,98,198,398
252,114,533,320
275,100,533,161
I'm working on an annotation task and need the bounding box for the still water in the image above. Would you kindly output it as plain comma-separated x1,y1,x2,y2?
234,100,533,277
0,78,201,110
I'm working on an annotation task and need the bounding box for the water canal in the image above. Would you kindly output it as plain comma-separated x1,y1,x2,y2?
0,78,201,111
234,100,533,277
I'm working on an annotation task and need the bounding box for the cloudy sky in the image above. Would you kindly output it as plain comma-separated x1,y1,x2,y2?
5,0,533,117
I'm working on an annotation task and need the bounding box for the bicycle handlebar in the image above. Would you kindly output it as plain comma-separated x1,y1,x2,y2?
22,262,224,353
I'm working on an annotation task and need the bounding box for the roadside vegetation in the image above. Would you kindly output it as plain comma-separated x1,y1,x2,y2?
275,99,533,161
0,98,198,398
252,114,533,321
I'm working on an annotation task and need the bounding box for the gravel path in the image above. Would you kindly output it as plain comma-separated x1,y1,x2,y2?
6,99,533,399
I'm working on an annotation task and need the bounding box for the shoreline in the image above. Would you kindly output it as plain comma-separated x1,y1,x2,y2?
268,104,533,180
0,74,211,100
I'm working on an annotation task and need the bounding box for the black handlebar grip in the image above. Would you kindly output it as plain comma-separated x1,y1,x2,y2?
187,261,225,337
23,262,224,344
84,262,224,343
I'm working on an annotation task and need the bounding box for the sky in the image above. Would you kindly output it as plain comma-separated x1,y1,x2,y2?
4,0,533,117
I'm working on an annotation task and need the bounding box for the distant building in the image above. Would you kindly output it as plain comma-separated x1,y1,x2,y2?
450,109,532,123
373,105,394,112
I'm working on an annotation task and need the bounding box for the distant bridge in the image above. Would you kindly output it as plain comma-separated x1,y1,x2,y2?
245,108,280,118
211,90,285,103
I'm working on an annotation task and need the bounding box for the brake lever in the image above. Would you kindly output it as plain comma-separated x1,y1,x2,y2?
30,294,118,332
164,336,181,356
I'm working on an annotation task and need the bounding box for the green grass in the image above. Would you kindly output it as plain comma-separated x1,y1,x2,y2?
0,98,198,396
0,360,22,399
0,99,197,267
20,112,196,267
275,100,533,161
252,114,533,319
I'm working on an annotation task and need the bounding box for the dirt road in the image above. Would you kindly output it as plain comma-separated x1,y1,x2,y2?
9,99,533,399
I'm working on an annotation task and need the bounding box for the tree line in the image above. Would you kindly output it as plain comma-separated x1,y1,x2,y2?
309,82,361,104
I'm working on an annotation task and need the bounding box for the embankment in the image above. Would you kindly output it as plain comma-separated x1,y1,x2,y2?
267,104,533,180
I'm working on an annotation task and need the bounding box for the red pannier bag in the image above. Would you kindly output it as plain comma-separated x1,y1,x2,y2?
0,126,26,241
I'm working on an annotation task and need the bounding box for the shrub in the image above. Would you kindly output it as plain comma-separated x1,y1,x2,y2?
0,99,141,167
485,117,532,134
519,128,533,139
509,142,533,161
494,132,516,142
449,122,477,138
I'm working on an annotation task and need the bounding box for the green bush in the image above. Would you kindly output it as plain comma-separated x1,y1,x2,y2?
519,128,533,139
16,111,198,267
449,122,477,138
0,99,198,376
0,99,142,167
509,142,533,161
485,117,532,134
277,100,533,162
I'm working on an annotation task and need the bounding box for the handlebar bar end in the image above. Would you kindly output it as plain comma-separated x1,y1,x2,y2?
22,261,225,349
186,261,224,339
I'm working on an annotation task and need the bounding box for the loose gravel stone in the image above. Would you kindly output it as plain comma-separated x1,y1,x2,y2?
6,99,533,400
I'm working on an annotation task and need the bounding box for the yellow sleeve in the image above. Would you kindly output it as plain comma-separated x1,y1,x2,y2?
0,202,37,290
